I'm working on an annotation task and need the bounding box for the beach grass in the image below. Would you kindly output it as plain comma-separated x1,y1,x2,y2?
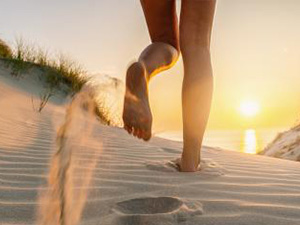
0,37,114,125
0,37,86,95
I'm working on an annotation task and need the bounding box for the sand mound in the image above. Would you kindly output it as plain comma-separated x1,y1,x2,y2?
262,125,300,161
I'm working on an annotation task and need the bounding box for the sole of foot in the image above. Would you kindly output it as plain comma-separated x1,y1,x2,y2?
122,62,152,141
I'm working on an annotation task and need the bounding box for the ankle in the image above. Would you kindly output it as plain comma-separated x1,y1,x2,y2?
180,161,199,172
180,154,200,172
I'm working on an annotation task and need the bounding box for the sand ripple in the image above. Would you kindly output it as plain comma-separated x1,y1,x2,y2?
1,73,300,225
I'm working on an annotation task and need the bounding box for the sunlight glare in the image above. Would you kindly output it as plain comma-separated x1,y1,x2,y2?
239,101,260,117
243,129,257,154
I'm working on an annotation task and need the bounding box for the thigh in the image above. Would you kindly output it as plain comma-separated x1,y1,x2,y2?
140,0,179,50
180,0,216,49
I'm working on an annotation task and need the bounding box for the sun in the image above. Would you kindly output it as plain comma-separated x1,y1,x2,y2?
239,101,260,117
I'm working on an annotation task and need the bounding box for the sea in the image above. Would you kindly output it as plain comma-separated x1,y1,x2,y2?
156,128,287,154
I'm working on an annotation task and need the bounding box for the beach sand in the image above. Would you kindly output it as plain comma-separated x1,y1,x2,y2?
1,65,300,225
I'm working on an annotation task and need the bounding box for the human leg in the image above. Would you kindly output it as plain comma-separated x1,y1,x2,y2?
123,0,180,140
179,0,216,171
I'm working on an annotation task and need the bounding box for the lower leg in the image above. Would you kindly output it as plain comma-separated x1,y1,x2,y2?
181,49,213,171
179,0,215,172
123,0,180,141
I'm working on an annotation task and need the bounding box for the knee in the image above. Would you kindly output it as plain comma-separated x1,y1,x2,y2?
181,46,213,80
180,38,210,57
181,46,211,66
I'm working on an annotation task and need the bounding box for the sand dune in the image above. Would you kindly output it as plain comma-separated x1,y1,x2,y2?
1,67,300,225
262,125,300,162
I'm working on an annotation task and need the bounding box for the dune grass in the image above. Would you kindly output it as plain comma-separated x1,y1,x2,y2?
0,37,87,94
0,38,114,125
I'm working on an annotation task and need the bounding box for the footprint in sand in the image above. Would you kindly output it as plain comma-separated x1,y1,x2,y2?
145,158,226,176
108,197,202,225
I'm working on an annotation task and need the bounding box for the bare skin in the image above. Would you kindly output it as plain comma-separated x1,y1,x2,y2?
123,0,216,172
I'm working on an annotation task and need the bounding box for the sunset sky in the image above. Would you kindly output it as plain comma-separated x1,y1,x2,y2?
1,0,300,131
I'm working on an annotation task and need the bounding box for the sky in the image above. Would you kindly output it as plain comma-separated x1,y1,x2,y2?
1,0,300,131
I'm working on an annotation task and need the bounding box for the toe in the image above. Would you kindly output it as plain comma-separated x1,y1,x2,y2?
137,129,143,139
133,128,139,137
124,124,132,134
143,130,151,141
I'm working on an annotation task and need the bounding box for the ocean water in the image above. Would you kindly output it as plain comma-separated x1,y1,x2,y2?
156,128,287,154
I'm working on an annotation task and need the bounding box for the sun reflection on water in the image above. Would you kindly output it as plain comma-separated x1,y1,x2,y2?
243,129,257,154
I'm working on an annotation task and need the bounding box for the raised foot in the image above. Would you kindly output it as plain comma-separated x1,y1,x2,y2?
123,62,152,141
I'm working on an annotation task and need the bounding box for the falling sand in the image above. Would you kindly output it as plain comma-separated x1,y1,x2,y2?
38,87,100,225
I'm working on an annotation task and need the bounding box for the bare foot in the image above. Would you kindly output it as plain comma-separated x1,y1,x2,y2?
123,62,152,141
